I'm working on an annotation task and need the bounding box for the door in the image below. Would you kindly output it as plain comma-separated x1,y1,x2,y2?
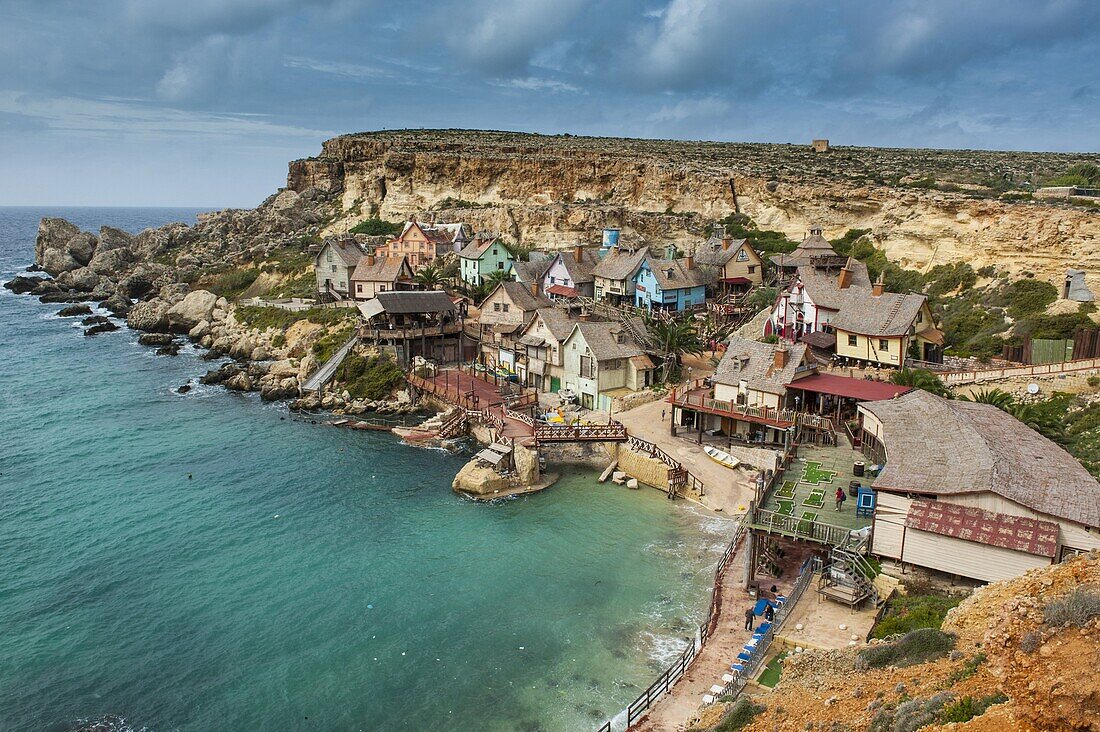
550,376,561,393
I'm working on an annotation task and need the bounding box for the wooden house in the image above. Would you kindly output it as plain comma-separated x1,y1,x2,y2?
459,236,514,286
562,319,655,410
349,253,416,300
478,281,553,372
634,256,708,312
592,246,649,306
541,245,600,299
694,226,764,294
314,238,365,300
382,221,470,268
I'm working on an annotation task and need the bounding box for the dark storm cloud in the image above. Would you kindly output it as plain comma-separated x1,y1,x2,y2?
0,0,1096,205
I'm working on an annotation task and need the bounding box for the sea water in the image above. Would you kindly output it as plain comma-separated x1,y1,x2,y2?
0,207,734,731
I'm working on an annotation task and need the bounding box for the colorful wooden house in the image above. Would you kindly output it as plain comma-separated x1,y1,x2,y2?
633,256,708,311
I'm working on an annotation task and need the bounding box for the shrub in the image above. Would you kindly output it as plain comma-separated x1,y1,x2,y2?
857,628,956,669
712,699,764,732
999,278,1058,319
349,218,402,236
870,693,952,732
1043,587,1100,628
1019,630,1042,654
939,694,1008,723
1088,376,1100,388
946,652,986,683
209,268,260,298
339,353,405,401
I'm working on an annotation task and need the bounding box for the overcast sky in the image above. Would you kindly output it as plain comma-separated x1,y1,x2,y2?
2,0,1098,207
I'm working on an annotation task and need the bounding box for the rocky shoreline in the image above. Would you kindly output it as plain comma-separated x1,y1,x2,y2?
3,195,421,417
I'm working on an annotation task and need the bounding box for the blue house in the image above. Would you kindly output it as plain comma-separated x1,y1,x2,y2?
634,256,708,312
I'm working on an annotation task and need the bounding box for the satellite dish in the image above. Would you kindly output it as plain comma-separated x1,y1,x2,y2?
1027,383,1040,395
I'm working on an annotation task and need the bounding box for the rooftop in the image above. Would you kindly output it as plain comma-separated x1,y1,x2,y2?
787,373,911,401
861,390,1100,527
642,257,709,290
905,499,1059,558
359,290,457,316
592,246,649,281
713,336,813,396
350,254,411,283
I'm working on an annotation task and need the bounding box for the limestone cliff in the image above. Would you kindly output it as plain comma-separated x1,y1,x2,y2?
290,130,1100,289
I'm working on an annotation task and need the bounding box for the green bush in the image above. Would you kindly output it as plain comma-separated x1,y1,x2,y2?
857,628,956,669
999,278,1058,319
311,323,356,363
209,268,260,298
338,353,405,401
945,652,986,683
872,592,961,640
712,699,764,732
349,218,403,236
939,694,1008,723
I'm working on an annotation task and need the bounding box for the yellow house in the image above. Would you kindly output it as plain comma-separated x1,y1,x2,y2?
694,228,764,293
833,291,939,366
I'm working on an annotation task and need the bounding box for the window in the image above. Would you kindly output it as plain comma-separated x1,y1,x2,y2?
747,265,756,274
356,284,363,293
917,311,923,324
572,343,577,350
580,355,596,378
605,359,623,370
326,251,333,262
502,303,510,312
331,265,337,273
497,262,504,269
847,334,858,347
879,339,889,351
736,249,749,261
492,302,501,312
379,285,387,292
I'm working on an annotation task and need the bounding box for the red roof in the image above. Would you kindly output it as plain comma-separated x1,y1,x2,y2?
720,276,752,284
905,500,1059,558
788,373,910,401
546,284,579,297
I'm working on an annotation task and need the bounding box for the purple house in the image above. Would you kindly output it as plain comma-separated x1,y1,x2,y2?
540,245,600,300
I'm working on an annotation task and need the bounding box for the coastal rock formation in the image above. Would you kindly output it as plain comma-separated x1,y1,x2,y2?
4,275,44,294
290,130,1100,288
127,299,171,332
166,290,217,333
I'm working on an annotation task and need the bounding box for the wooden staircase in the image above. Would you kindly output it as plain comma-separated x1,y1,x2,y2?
817,546,881,610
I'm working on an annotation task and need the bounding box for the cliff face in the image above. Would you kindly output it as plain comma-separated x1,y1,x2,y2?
289,130,1100,287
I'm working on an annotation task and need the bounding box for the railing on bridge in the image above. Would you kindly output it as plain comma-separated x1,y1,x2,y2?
748,505,853,547
359,322,465,341
533,421,629,443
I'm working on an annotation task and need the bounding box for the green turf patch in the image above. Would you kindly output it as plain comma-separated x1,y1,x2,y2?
757,650,789,688
776,480,796,499
799,460,837,485
802,489,826,508
797,511,818,533
775,499,794,516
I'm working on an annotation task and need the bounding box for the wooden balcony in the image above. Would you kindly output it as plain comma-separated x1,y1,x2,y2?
670,380,835,431
359,322,465,341
747,505,854,547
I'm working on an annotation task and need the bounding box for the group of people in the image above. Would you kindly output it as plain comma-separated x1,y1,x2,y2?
743,585,778,632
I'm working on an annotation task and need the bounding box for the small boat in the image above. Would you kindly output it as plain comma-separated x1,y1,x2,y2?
704,445,740,470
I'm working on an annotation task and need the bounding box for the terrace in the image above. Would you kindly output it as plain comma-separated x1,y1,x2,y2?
748,439,874,546
670,380,836,432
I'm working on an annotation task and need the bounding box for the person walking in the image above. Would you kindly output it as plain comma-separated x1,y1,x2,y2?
744,606,755,631
661,408,666,422
835,486,847,511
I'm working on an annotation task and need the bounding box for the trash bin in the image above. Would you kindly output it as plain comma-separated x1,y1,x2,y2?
848,480,861,497
853,461,865,477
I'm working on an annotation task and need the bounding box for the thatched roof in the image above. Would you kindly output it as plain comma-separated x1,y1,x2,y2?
862,390,1100,527
713,336,813,396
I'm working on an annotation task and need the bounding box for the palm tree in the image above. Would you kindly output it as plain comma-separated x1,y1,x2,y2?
415,264,444,290
485,269,512,287
1009,402,1067,444
649,317,704,382
958,388,1015,410
889,367,950,397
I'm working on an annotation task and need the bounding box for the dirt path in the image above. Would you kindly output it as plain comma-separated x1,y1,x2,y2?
616,397,755,515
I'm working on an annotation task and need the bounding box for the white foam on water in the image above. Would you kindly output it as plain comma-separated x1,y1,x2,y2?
638,630,690,667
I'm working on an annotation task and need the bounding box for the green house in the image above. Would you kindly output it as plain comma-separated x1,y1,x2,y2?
459,236,514,286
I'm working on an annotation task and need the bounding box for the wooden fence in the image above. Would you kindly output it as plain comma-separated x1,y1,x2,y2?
533,422,629,443
939,356,1100,385
749,505,852,547
626,435,705,498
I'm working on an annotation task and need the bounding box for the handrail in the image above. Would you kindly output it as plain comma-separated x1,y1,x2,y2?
939,355,1100,385
533,422,629,443
625,435,705,498
750,505,853,547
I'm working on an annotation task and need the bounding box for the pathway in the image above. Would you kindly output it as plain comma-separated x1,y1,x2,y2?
616,397,755,514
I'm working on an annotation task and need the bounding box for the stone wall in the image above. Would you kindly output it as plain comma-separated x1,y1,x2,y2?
612,445,671,489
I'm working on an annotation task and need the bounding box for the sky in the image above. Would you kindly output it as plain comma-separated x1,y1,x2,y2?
1,0,1098,207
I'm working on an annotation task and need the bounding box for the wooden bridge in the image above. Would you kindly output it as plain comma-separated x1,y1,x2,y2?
532,421,628,443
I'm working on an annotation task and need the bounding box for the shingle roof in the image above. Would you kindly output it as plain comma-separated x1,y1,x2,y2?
370,290,456,314
643,257,709,290
862,390,1100,527
905,500,1059,558
525,307,575,343
713,336,813,395
572,320,647,360
770,230,839,268
557,248,600,284
792,261,927,337
321,238,365,267
398,221,468,245
496,280,553,312
458,237,499,260
593,247,649,281
695,238,749,267
511,254,552,283
350,255,412,283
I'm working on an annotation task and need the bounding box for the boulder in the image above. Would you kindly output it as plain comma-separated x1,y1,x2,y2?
88,246,133,275
250,346,270,361
229,335,254,360
31,280,61,296
225,372,253,391
39,292,76,303
117,262,167,299
89,277,116,300
158,282,190,306
268,359,298,379
100,295,132,317
260,377,298,401
177,384,192,394
200,363,241,385
97,226,134,252
55,267,101,293
156,343,181,356
41,248,80,276
58,304,93,317
138,333,175,346
84,322,120,336
35,217,80,264
126,298,171,332
166,290,217,332
297,352,318,383
66,232,98,266
188,319,211,340
82,315,110,326
3,275,44,294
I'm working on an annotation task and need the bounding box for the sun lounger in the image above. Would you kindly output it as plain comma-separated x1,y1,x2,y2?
702,694,715,704
722,673,735,683
737,651,752,663
756,622,772,634
710,684,724,694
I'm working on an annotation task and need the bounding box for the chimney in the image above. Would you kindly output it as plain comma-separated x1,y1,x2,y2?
685,255,695,270
872,272,885,297
774,346,789,369
722,237,732,251
574,244,584,263
367,253,377,266
530,280,540,297
810,225,823,237
837,257,854,290
579,310,591,322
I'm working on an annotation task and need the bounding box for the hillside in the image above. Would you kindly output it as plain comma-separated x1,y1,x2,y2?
693,552,1100,732
289,130,1100,290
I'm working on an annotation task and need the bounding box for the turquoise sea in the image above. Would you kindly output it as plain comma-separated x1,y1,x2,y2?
0,207,733,731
